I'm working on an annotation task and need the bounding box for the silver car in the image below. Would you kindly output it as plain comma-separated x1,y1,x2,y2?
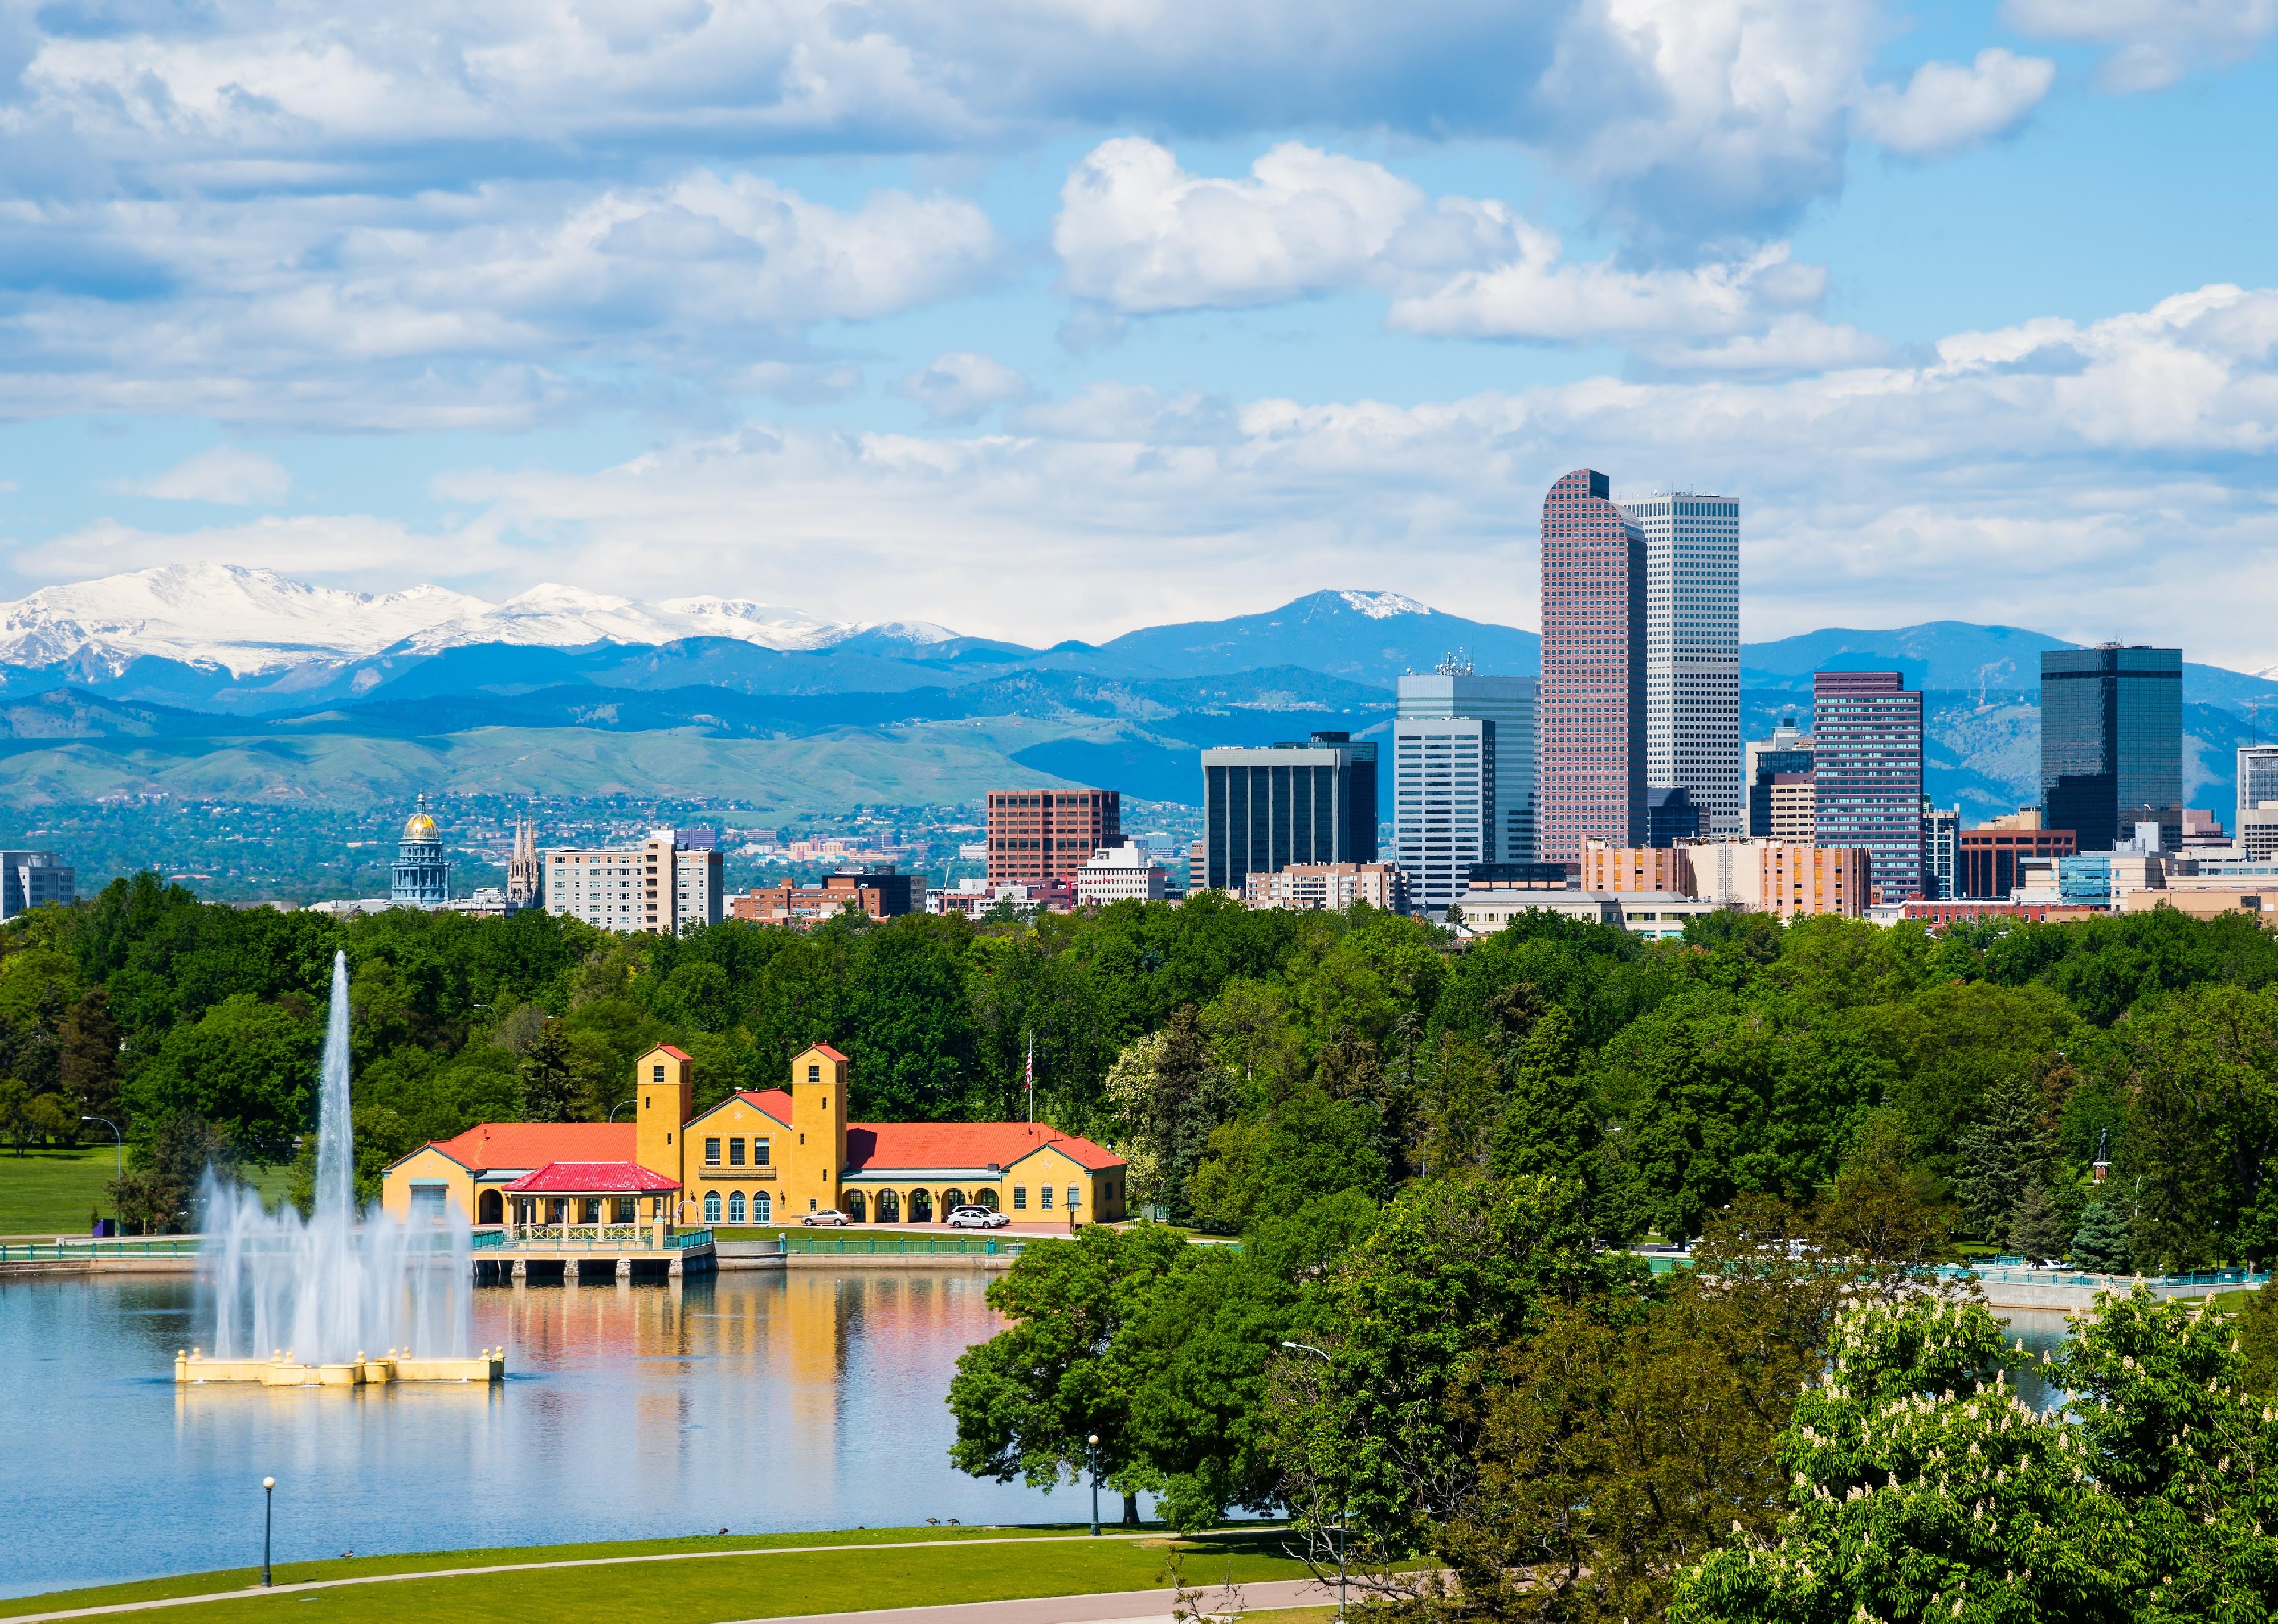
801,1208,851,1227
945,1205,1010,1229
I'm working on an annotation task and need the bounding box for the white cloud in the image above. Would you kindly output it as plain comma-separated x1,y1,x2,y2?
895,353,1030,424
62,280,2232,671
1054,138,1846,361
133,447,292,505
1855,49,2057,157
2003,0,2278,91
0,174,1003,428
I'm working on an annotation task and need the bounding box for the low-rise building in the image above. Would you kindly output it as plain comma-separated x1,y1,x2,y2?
1581,842,1694,895
1075,841,1168,905
1688,839,1868,920
1902,900,2113,928
2120,888,2276,926
1453,888,1737,941
381,1042,1128,1229
1,850,76,920
733,868,923,926
1243,862,1406,912
545,829,722,935
1958,825,2079,899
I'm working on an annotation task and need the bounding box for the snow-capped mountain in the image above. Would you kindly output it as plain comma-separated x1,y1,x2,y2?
0,564,951,676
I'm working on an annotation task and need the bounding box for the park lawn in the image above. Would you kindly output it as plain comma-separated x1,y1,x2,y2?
0,1146,294,1238
2,1527,1305,1624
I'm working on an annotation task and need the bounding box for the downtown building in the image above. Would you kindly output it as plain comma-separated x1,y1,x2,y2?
1813,671,1925,903
986,789,1120,888
545,829,723,935
1199,732,1378,895
1392,711,1497,919
2040,646,2183,851
2243,745,2278,860
1620,491,1742,837
1537,469,1646,867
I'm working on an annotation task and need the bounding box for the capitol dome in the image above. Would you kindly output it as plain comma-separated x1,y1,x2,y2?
404,810,439,840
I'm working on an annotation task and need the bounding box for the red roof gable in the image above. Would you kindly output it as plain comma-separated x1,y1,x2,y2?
735,1089,794,1123
504,1161,679,1194
808,1043,849,1062
422,1121,636,1173
845,1121,1125,1174
651,1044,694,1062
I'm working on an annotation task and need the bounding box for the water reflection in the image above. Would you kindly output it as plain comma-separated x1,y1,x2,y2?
0,1269,1089,1599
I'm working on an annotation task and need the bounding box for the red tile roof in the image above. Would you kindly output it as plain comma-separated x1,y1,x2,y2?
420,1122,635,1172
652,1043,694,1062
808,1043,849,1062
731,1089,794,1124
845,1121,1124,1174
504,1161,680,1194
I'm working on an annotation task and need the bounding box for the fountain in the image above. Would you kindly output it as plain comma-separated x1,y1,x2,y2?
175,952,504,1386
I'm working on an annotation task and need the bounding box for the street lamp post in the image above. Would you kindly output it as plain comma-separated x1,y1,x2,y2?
608,1099,638,1122
1086,1434,1101,1536
81,1117,123,1215
261,1478,276,1586
1281,1341,1346,1624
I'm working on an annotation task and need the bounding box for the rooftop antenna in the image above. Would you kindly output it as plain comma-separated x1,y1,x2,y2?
1435,649,1474,677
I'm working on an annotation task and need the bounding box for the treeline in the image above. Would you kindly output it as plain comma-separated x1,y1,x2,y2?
2,870,2277,1271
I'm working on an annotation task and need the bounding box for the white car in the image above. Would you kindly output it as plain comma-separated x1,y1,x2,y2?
801,1209,851,1226
944,1205,1010,1229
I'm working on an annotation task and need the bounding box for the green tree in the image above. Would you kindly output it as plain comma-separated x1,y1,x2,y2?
1950,1072,2054,1246
2071,1198,2134,1273
109,1113,242,1234
519,1022,579,1123
2008,1179,2073,1263
1099,1007,1237,1224
947,1221,1191,1524
125,993,318,1157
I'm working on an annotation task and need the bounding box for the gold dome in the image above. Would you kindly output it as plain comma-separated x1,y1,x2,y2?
404,808,440,840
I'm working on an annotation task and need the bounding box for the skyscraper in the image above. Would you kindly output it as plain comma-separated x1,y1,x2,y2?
1538,468,1645,866
2039,646,2183,851
2242,745,2278,860
1396,666,1535,861
1745,717,1815,837
1200,732,1378,893
1393,714,1495,919
1621,490,1741,835
1812,671,1925,903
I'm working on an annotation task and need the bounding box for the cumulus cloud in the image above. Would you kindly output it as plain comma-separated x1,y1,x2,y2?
0,0,2061,267
1855,48,2057,157
1054,138,1855,363
88,280,2228,672
0,174,1002,428
133,446,292,505
2003,0,2277,91
895,353,1030,424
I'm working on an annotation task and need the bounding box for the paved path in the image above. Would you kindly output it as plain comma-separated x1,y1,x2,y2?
3,1533,1322,1624
716,1578,1338,1624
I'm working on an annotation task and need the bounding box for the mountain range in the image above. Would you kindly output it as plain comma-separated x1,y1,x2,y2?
2,564,2275,826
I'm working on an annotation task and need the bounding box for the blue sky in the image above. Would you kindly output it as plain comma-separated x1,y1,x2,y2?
1,0,2275,669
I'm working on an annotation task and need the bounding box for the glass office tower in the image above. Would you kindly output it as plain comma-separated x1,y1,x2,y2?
2039,646,2182,851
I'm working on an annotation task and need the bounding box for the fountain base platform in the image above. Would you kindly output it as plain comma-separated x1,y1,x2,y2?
175,1347,504,1385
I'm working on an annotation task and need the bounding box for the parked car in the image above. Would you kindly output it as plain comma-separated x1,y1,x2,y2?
801,1208,851,1226
945,1205,1010,1229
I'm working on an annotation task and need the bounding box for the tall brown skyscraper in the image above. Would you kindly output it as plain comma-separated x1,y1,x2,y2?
1537,468,1646,866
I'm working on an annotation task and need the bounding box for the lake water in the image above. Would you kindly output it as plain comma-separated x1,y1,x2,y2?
0,1268,1097,1600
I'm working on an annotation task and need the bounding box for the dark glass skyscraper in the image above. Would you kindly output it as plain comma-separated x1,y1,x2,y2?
2039,646,2182,850
1812,671,1924,903
1200,731,1378,893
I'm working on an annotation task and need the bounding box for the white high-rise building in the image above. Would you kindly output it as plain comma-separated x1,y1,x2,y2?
1620,491,1742,837
2241,745,2278,860
545,829,722,935
1396,668,1535,864
1393,715,1496,919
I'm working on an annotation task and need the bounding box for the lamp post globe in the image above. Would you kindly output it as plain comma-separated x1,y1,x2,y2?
1086,1435,1101,1536
261,1478,276,1586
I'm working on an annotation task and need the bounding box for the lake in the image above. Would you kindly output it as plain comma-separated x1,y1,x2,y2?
0,1268,1095,1600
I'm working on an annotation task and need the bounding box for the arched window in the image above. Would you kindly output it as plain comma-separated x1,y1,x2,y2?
875,1188,900,1223
728,1191,747,1224
974,1188,999,1211
942,1188,965,1212
909,1188,933,1223
754,1192,772,1224
477,1189,503,1225
703,1190,722,1224
843,1190,866,1222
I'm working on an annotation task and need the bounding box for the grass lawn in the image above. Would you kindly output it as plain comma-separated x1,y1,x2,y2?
0,1146,294,1238
1,1526,1307,1624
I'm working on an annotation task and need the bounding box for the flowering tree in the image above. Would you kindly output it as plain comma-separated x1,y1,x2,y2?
1672,1289,2278,1623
